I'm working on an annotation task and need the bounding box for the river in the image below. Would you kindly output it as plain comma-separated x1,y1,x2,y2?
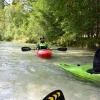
0,41,100,100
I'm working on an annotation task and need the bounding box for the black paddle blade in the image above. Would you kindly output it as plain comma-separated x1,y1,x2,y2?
21,47,31,51
43,90,65,100
57,48,67,51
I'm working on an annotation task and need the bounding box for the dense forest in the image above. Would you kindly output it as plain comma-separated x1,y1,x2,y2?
0,0,100,49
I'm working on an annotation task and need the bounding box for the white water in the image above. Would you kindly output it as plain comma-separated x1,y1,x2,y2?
0,41,100,100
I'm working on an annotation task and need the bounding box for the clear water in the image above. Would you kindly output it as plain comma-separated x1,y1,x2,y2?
0,41,100,100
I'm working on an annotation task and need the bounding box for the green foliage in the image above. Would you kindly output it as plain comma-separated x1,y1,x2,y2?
0,0,100,49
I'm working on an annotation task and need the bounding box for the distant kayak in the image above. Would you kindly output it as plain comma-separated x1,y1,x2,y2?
36,49,52,58
59,63,100,83
21,47,67,58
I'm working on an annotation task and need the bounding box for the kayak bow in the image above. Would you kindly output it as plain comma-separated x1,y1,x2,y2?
36,49,52,58
59,63,100,83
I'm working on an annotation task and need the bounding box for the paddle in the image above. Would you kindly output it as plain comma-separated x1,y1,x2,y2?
21,47,67,51
43,90,65,100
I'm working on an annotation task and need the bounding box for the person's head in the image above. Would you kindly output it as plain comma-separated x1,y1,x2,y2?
40,36,45,42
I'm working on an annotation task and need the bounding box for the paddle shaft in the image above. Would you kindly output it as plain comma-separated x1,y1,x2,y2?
21,47,67,51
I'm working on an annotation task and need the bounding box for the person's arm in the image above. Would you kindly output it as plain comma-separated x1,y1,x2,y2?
36,43,39,49
46,43,51,49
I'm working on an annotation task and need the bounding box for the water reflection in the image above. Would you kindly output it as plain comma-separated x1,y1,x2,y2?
0,41,100,100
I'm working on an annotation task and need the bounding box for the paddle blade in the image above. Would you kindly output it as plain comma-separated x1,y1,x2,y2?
43,90,65,100
21,47,31,51
57,48,67,51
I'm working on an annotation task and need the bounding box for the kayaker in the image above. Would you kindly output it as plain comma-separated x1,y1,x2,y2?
93,47,100,72
36,36,50,50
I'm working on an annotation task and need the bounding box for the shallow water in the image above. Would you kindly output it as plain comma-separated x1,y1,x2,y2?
0,41,100,100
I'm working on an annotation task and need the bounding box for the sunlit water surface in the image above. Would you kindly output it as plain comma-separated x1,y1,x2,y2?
0,41,100,100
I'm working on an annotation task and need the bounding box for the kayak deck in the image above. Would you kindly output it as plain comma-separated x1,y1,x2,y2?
58,63,100,83
36,49,52,58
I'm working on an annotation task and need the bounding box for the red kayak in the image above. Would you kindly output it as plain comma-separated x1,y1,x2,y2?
36,49,52,58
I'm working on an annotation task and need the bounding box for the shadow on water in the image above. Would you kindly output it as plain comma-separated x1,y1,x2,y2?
0,41,100,100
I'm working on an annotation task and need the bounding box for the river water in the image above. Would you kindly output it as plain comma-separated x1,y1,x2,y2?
0,41,100,100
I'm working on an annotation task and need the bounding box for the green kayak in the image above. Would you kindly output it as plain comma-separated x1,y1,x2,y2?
59,63,100,83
